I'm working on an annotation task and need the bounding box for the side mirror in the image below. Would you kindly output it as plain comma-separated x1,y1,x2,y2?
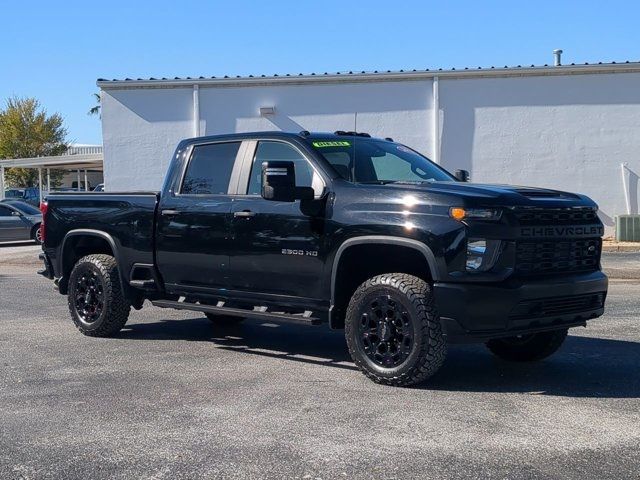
11,211,22,217
455,169,470,182
261,161,314,202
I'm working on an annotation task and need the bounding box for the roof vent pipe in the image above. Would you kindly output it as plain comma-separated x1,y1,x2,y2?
553,49,563,66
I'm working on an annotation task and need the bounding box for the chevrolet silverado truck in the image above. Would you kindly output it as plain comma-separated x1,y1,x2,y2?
38,131,608,386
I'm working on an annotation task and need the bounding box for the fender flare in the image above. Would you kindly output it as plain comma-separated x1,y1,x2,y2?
60,229,125,292
328,235,440,325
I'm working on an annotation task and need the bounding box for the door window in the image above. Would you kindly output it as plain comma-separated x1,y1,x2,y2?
0,206,13,217
246,141,321,195
181,142,241,195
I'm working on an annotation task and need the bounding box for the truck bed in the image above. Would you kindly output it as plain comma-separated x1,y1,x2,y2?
43,192,160,290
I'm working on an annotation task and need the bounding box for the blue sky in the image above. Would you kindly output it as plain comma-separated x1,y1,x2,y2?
1,0,638,145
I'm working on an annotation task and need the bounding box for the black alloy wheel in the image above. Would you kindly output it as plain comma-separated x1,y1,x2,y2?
358,295,413,368
68,254,131,337
73,269,105,325
345,273,446,387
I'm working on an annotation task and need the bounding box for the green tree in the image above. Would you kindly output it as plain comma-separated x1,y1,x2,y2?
88,92,101,117
0,96,68,188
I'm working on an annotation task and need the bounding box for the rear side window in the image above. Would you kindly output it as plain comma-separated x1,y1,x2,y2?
181,142,241,194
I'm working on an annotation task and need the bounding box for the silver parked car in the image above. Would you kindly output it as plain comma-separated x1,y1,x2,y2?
0,200,43,244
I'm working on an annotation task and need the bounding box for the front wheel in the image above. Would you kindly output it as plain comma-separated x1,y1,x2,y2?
485,329,568,362
345,273,446,387
68,254,131,337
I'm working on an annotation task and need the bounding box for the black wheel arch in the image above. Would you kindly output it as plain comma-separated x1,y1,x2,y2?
58,230,128,297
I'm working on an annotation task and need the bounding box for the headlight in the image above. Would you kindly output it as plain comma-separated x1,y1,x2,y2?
466,238,502,272
450,207,502,222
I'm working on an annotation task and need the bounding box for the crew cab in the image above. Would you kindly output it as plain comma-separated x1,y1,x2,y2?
38,131,607,386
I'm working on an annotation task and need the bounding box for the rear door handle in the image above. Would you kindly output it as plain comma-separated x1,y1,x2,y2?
234,210,256,218
161,209,180,216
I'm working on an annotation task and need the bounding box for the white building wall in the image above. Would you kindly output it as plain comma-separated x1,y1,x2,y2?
198,81,433,155
100,70,640,230
101,80,434,192
59,171,103,190
439,73,640,228
101,88,194,191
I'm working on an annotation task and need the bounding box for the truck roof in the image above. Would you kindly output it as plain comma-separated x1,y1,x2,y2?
180,131,391,145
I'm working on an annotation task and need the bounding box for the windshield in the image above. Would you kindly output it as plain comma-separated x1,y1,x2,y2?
6,201,40,215
310,138,455,184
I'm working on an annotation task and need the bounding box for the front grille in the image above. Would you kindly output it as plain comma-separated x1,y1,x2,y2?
510,292,606,320
513,207,598,225
516,238,601,276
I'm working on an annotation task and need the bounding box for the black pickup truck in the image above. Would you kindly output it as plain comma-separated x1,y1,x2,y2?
38,131,607,386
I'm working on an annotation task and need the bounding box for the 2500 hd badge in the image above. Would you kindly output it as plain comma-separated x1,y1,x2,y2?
282,248,318,257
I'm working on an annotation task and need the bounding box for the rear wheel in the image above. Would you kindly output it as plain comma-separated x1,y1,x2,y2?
68,254,131,337
485,329,568,362
32,224,42,244
345,273,446,387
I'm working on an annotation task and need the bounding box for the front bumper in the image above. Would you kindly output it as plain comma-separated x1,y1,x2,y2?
434,270,608,343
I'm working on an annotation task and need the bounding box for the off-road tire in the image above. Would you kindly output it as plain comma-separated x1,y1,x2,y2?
205,313,245,325
485,329,568,362
345,273,446,387
68,254,131,337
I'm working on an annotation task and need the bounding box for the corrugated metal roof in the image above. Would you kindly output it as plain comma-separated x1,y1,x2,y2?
97,60,640,88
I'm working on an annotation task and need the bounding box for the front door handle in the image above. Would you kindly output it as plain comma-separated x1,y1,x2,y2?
234,210,256,218
162,209,180,216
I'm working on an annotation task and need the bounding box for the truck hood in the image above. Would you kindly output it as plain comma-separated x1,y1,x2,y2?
383,181,598,208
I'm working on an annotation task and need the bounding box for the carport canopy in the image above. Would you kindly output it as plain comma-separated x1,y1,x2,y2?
0,149,103,203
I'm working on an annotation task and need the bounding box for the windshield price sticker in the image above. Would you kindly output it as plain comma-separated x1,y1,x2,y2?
312,141,351,148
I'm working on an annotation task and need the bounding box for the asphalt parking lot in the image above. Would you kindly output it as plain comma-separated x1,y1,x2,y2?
1,244,639,479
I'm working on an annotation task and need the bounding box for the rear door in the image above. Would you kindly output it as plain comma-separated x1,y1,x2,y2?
156,140,247,293
228,140,328,300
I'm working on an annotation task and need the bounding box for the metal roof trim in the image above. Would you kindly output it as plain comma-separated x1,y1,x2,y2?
97,62,640,89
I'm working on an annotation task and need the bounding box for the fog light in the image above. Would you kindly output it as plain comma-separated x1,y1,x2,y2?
466,238,502,272
466,240,486,271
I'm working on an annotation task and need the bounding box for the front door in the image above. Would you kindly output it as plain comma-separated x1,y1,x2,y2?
228,140,327,300
0,205,28,241
156,141,244,293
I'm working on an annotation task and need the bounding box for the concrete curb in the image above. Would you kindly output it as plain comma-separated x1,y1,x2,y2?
604,271,640,280
602,244,640,253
